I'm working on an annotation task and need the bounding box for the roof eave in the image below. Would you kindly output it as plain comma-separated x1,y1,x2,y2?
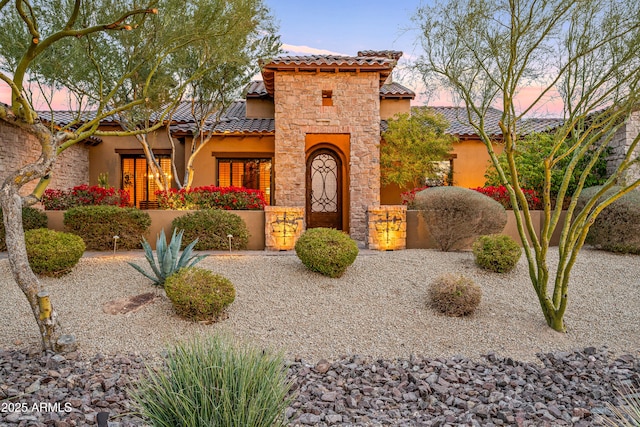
261,64,394,96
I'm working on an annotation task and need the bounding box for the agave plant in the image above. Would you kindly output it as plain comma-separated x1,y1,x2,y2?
129,228,208,286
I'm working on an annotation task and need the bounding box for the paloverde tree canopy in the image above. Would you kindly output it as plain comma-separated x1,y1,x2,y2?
414,0,640,332
0,0,279,351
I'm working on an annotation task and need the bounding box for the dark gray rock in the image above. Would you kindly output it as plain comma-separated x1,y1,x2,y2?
1,347,636,426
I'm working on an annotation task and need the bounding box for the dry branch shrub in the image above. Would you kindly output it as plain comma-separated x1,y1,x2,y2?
428,274,481,317
413,187,507,251
577,186,640,254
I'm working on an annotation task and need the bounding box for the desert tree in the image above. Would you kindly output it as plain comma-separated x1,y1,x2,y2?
0,0,256,351
381,107,454,189
29,0,280,192
415,0,640,331
166,2,280,190
90,0,280,191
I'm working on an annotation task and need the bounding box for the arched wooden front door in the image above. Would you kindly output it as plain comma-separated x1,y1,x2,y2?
306,149,343,230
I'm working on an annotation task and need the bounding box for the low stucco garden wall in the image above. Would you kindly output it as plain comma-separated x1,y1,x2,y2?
45,209,565,251
45,210,265,251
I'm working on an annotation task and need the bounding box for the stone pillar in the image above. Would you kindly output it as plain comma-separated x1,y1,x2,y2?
367,205,407,250
273,71,381,242
606,110,640,186
264,206,305,251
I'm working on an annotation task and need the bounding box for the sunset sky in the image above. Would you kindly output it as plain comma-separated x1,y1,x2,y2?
1,0,564,116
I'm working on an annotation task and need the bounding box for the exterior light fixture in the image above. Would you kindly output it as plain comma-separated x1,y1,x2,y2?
368,206,407,250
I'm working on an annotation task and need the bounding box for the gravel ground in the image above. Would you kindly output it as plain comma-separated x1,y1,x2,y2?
0,247,638,362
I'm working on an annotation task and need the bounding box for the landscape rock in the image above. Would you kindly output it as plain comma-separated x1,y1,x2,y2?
0,347,637,426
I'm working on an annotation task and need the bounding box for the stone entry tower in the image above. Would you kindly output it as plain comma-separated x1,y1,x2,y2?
260,51,401,243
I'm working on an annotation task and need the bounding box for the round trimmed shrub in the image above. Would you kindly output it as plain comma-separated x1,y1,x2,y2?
64,205,151,250
413,186,507,251
295,228,359,278
172,209,249,251
576,185,640,254
25,228,85,277
0,207,48,251
165,267,236,321
472,234,522,273
428,274,482,317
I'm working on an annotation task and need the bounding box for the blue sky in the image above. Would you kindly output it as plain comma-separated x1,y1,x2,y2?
263,0,433,104
262,1,563,114
264,0,422,57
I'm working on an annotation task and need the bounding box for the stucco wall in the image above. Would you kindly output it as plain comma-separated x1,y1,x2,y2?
273,71,381,242
0,120,89,197
380,99,411,120
607,110,640,186
88,127,183,188
245,98,275,119
451,139,504,188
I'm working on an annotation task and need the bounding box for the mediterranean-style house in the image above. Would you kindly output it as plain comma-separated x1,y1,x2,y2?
1,50,638,245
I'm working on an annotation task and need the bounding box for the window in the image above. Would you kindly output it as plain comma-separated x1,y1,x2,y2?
121,155,172,208
322,90,333,107
425,160,454,186
217,158,272,205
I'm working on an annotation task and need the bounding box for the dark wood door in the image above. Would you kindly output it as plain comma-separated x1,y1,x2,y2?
306,149,342,230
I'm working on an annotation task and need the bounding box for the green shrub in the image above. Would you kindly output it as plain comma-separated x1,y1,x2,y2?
413,186,507,251
165,267,235,321
472,234,522,273
172,209,249,250
128,229,207,287
64,206,151,250
428,274,482,317
0,207,48,251
295,228,359,278
131,334,292,427
484,132,610,200
576,186,640,254
25,228,85,277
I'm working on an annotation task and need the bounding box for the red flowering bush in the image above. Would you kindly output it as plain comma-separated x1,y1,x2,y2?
42,185,129,210
401,186,431,208
156,186,266,210
471,186,542,210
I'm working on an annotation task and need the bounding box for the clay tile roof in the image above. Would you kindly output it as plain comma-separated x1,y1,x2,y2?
170,100,274,135
409,106,563,138
246,80,269,98
246,80,413,100
357,50,403,60
421,106,504,137
519,117,565,133
380,82,415,99
264,54,396,68
260,51,401,96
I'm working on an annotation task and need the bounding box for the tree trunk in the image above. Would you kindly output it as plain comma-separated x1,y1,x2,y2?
0,186,60,352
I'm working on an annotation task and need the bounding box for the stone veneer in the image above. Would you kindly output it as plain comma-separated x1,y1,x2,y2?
273,72,381,243
607,110,640,186
0,120,89,199
367,205,407,250
264,206,305,251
